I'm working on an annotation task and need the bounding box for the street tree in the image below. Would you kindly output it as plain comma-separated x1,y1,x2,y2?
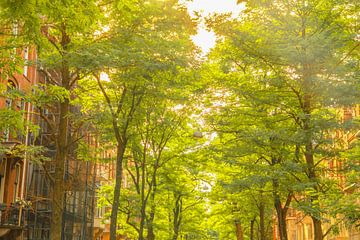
206,0,359,239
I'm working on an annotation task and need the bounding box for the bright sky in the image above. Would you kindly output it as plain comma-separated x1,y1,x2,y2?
185,0,246,54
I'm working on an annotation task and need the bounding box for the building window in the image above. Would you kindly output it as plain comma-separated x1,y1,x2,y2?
96,205,104,218
4,80,17,141
0,176,4,204
5,80,16,108
12,23,18,36
23,47,29,77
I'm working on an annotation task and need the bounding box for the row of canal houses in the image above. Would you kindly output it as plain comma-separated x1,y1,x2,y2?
0,42,116,239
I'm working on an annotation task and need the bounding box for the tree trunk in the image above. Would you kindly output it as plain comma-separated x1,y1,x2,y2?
304,94,323,240
273,179,288,240
138,151,147,240
301,14,324,240
50,40,71,239
146,178,157,240
138,204,146,240
110,144,126,240
235,220,244,240
259,201,266,240
312,217,323,240
147,222,155,240
250,218,255,240
173,195,182,240
274,200,288,240
50,137,66,240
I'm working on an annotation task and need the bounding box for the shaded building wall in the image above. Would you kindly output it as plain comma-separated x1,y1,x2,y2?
0,44,38,240
1,44,100,240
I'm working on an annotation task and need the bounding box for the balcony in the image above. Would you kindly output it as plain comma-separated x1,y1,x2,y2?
0,203,27,238
0,203,25,228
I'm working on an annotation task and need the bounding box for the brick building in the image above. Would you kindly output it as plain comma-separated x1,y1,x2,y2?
272,107,360,240
0,40,106,239
0,44,37,239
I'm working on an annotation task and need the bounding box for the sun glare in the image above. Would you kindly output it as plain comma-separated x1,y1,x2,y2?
191,28,216,54
185,0,246,54
100,72,110,82
186,0,245,17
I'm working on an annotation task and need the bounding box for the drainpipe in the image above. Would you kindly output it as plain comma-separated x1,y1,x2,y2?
20,48,37,200
17,74,31,230
19,98,31,200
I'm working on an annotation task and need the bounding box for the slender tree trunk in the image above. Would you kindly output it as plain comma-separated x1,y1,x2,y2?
50,35,71,239
235,219,244,240
138,154,146,240
274,200,288,240
138,204,146,240
110,143,126,240
250,218,255,240
273,179,288,240
168,198,172,237
147,212,155,240
138,206,146,239
305,140,323,240
147,177,157,240
173,195,182,240
304,96,323,240
304,89,323,240
301,14,323,240
259,201,266,240
50,131,66,240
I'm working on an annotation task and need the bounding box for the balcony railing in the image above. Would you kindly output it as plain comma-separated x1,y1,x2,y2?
0,204,26,228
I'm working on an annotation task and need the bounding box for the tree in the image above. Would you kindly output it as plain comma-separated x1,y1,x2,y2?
126,94,189,240
81,1,197,238
206,0,359,239
159,156,208,240
197,57,299,240
2,1,104,239
203,139,275,240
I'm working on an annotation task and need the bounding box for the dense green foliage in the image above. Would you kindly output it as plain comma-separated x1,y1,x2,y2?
0,0,359,239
